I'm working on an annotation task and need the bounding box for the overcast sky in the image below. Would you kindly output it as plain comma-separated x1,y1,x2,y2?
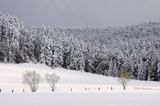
0,0,160,28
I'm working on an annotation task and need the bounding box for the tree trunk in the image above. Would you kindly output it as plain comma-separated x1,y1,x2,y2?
52,88,54,92
123,85,126,90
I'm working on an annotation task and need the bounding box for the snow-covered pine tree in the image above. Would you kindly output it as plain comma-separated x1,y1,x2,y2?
0,15,21,63
68,37,85,71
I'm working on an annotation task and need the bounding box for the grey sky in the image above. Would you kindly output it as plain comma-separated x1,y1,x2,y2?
0,0,160,28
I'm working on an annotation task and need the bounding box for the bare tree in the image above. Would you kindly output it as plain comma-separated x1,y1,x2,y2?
23,71,41,92
118,70,131,90
45,73,60,92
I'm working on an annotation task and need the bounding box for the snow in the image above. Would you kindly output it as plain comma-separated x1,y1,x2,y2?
0,63,117,93
0,63,160,106
0,93,160,106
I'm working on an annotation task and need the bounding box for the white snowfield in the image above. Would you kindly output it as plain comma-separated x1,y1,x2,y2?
0,63,160,106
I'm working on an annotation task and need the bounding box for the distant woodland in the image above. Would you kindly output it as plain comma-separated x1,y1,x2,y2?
1,13,160,81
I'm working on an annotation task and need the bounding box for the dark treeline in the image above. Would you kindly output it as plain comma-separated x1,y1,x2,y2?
1,13,160,81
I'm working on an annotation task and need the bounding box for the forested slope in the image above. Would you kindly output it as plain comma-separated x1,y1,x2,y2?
1,13,160,81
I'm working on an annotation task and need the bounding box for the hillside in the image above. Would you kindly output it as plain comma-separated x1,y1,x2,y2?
0,63,160,106
0,63,160,93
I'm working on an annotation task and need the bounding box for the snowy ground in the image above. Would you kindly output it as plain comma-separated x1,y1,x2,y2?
0,63,160,106
1,93,160,106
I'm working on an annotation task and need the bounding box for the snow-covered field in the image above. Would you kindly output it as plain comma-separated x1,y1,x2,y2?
0,63,160,106
1,93,160,106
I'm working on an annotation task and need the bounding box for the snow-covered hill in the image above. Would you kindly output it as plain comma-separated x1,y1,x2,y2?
0,63,160,106
0,63,160,93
